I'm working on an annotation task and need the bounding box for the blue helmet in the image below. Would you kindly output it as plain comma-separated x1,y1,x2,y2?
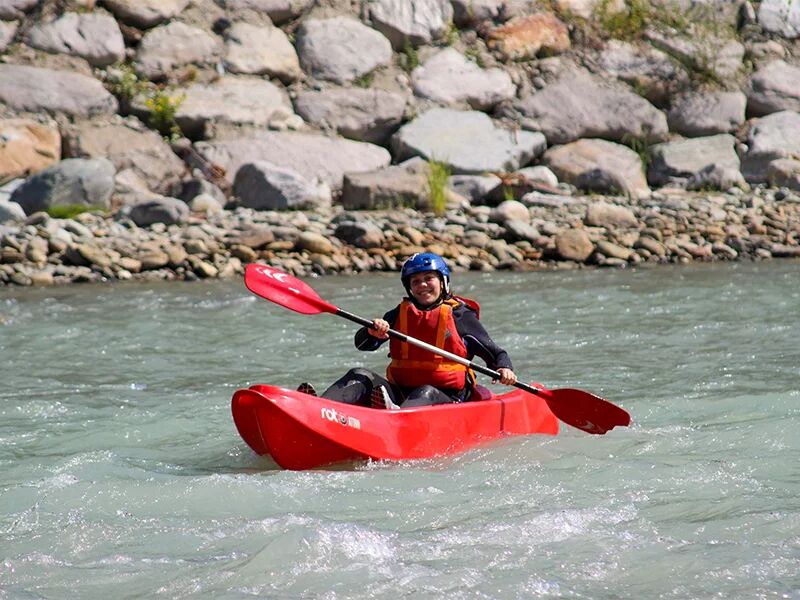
401,252,451,296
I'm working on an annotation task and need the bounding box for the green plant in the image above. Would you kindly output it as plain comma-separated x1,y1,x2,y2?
444,22,460,46
622,134,651,166
502,186,515,202
47,204,107,219
107,63,149,102
427,160,451,216
400,39,419,72
593,0,651,40
464,46,486,68
353,71,374,88
145,90,185,141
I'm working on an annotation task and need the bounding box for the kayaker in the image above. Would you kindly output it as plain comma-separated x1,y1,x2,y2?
300,252,517,408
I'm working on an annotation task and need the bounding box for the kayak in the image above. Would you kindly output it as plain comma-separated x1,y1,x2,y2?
231,384,559,470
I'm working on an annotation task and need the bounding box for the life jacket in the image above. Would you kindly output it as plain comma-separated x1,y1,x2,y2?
386,296,479,390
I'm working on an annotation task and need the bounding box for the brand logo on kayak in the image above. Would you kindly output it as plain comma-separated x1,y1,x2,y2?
321,407,361,430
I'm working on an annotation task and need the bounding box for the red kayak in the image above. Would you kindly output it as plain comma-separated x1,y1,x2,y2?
231,384,559,470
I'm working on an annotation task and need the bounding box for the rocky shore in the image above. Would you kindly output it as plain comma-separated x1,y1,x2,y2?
1,0,800,286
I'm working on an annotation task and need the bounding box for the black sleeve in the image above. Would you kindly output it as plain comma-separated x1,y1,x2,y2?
354,306,399,351
453,305,513,371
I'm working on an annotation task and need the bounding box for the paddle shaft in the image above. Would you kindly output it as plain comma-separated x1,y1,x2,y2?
334,307,542,396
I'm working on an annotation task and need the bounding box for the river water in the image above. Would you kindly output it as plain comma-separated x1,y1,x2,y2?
1,261,798,599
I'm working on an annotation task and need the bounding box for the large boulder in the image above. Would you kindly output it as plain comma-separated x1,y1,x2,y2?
10,158,115,215
233,161,331,210
544,139,649,197
667,91,747,137
648,134,741,187
102,0,190,28
296,17,393,84
746,60,800,117
0,119,61,183
223,21,301,82
646,29,745,81
340,164,429,210
758,0,800,38
135,21,221,81
293,88,407,144
392,108,546,174
194,131,391,190
128,196,189,226
26,11,125,67
0,65,118,117
512,69,668,145
368,0,453,49
411,48,515,110
0,0,37,19
741,111,800,182
0,20,17,52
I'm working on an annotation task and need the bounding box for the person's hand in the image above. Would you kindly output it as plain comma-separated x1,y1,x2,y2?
494,368,517,386
368,318,390,339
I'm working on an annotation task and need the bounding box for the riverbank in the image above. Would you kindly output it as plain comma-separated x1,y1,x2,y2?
1,182,798,287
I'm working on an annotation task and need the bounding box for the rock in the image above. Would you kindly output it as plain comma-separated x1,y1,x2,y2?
180,178,226,205
229,226,275,249
189,193,223,213
596,240,632,260
333,220,385,248
585,202,638,229
517,166,559,187
635,236,666,257
233,161,331,210
392,108,546,174
595,40,687,106
512,68,668,145
448,174,502,204
487,13,570,60
686,164,747,191
451,0,502,25
11,158,115,215
128,196,189,226
195,131,391,190
490,200,530,224
646,29,745,81
746,60,800,117
296,17,393,84
216,0,313,25
63,119,184,196
174,76,295,138
0,65,118,117
741,111,800,183
0,20,18,52
758,0,800,38
648,134,741,188
102,0,190,28
411,48,515,110
0,119,61,183
296,231,334,255
293,88,407,144
555,228,593,261
26,11,125,67
368,0,453,49
0,0,37,19
341,164,428,210
668,91,746,137
0,200,25,223
544,139,649,197
223,21,301,82
766,158,800,191
135,21,221,81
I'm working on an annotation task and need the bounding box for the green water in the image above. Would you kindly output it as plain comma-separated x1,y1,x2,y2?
1,261,798,598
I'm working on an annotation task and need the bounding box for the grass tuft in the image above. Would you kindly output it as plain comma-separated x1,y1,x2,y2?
427,160,451,216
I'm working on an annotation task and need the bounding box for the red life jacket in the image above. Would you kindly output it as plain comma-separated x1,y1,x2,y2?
386,297,478,389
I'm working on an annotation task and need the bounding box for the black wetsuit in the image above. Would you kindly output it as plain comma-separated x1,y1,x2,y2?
321,297,513,408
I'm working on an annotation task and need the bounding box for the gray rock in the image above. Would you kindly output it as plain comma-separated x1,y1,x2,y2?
0,65,118,117
0,19,18,51
0,200,25,223
296,17,393,84
741,111,800,182
26,11,125,67
668,91,746,137
512,69,668,145
585,201,638,229
103,0,190,28
646,29,745,80
215,0,313,25
518,166,558,187
63,119,184,196
223,21,301,82
369,0,453,49
293,88,407,144
648,134,741,187
503,220,540,243
333,220,385,248
411,48,515,110
766,158,800,191
340,164,428,210
0,0,37,19
175,76,295,138
555,228,593,261
180,178,226,204
451,0,502,25
128,196,190,226
10,158,115,215
392,108,546,174
758,0,800,38
135,21,221,81
544,139,649,197
233,161,331,210
448,174,502,204
490,199,529,224
686,164,747,191
747,60,800,117
195,131,391,189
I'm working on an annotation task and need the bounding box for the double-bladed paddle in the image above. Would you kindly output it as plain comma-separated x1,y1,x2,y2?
244,263,631,435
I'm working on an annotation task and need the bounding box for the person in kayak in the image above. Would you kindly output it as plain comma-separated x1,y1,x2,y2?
300,252,517,408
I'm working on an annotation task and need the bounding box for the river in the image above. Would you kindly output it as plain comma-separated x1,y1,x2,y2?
1,261,798,598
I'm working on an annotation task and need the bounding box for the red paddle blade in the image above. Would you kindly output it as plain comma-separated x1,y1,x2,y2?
539,387,631,435
244,264,337,315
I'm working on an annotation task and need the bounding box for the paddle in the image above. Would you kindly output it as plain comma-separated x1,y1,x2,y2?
244,263,631,435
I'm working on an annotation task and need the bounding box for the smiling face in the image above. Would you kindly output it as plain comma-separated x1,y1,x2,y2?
408,271,442,307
